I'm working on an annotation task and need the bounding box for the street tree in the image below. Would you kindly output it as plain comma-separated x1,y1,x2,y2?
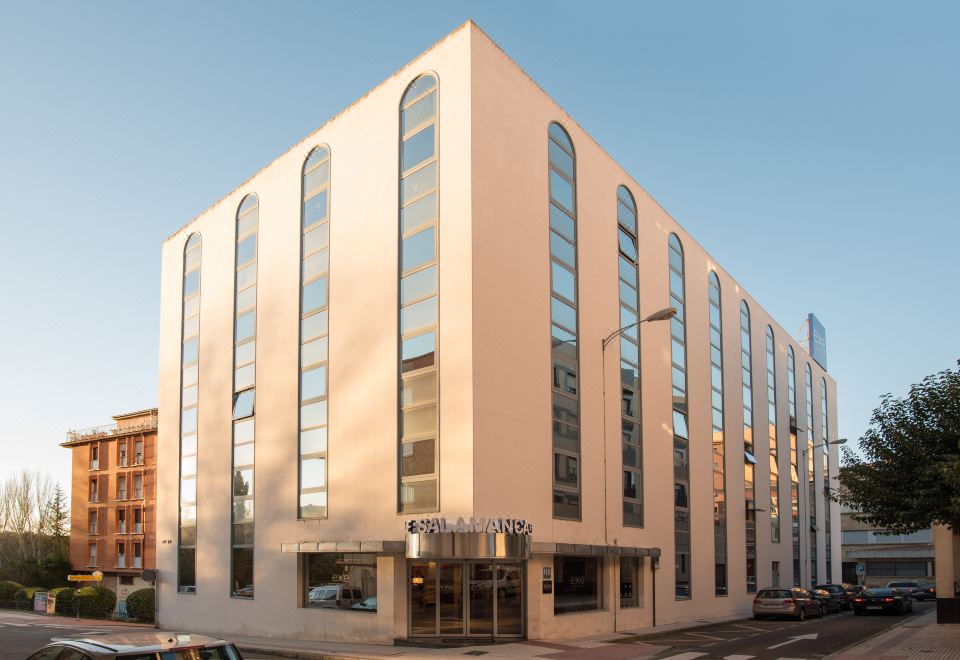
835,361,960,534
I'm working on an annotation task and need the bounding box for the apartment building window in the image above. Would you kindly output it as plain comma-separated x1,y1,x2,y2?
299,145,330,520
118,476,127,501
134,508,142,534
548,122,580,521
133,542,142,569
89,510,98,535
668,233,690,599
821,377,832,581
617,186,643,527
178,232,201,594
90,445,99,470
134,439,143,464
89,543,97,567
118,441,127,467
232,193,258,599
134,474,142,499
708,271,727,596
89,478,99,503
118,509,126,534
766,326,780,544
787,346,800,586
399,73,439,513
806,362,817,585
741,300,757,593
117,542,126,569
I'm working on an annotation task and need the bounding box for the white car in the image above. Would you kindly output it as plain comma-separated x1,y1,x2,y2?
307,584,363,609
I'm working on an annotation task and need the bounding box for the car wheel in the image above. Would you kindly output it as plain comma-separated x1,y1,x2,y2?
797,607,806,622
854,609,864,615
818,604,825,618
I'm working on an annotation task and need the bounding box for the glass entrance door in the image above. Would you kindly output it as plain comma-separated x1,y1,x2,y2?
409,561,524,638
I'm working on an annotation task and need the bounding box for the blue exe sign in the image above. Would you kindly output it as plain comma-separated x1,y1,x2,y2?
808,313,827,370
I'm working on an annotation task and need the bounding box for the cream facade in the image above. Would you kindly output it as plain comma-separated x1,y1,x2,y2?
157,22,841,643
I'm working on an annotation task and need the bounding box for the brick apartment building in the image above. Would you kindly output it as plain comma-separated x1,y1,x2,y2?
62,409,158,598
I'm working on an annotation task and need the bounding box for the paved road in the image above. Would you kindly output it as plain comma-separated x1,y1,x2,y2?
623,600,935,659
0,609,126,659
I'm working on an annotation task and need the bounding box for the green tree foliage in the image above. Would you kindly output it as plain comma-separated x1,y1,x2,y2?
125,588,155,622
836,361,960,533
75,585,116,618
13,586,47,602
49,586,76,614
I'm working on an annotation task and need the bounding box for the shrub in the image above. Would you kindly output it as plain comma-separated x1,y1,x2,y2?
13,587,47,602
125,588,155,622
75,585,116,618
49,587,76,614
0,581,23,600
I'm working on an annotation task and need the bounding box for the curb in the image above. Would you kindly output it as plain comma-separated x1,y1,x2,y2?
238,646,376,660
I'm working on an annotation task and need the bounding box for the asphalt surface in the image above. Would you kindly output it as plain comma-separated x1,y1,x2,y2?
622,600,934,659
0,609,126,659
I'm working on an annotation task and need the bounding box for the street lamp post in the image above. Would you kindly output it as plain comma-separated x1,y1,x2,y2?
599,306,677,545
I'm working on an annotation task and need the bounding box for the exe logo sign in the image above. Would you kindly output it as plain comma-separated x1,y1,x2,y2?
808,313,827,370
406,516,534,535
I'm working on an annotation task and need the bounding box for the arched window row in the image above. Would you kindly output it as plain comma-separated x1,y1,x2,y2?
806,363,817,585
399,74,439,513
178,233,201,593
668,233,691,600
708,271,727,596
766,326,780,545
741,300,757,593
787,345,801,586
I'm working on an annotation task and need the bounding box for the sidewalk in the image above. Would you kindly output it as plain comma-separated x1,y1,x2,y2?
828,608,960,659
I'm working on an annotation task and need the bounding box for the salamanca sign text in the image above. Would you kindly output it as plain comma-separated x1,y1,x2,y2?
406,516,533,535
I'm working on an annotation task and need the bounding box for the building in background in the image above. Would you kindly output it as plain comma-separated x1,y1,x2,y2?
841,506,935,586
156,22,840,643
62,409,157,599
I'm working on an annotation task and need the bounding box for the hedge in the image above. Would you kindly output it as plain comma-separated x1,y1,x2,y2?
49,587,76,614
0,581,23,600
75,585,116,618
125,588,155,622
13,587,46,602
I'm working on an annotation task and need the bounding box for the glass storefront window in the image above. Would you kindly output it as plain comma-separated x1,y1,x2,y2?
554,556,601,614
303,553,377,612
619,556,640,608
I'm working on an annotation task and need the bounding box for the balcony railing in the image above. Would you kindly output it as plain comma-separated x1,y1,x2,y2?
66,413,158,443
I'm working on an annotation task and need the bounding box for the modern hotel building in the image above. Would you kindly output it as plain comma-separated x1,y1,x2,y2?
157,22,840,643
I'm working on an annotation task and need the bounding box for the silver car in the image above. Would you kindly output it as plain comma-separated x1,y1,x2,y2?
753,587,824,620
27,633,242,659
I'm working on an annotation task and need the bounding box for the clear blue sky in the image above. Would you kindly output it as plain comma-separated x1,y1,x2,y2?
1,1,956,492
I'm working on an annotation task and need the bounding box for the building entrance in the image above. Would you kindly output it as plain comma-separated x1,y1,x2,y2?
409,561,523,638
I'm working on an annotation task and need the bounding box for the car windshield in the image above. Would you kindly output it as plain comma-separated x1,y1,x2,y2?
757,589,791,598
815,585,842,592
861,588,895,597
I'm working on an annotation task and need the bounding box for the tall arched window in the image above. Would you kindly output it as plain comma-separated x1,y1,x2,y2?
787,346,800,586
821,377,831,582
231,193,258,598
178,232,201,593
708,272,727,596
668,233,690,599
548,122,580,520
399,74,439,513
766,326,780,544
617,186,642,527
299,146,331,519
741,300,756,593
806,362,817,585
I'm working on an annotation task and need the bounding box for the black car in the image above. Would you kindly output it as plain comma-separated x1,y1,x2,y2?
910,583,937,601
815,583,852,610
810,587,842,613
852,588,914,615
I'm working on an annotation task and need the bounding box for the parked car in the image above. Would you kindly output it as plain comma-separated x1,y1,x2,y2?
753,587,824,620
27,633,242,659
853,587,914,615
810,587,842,613
351,596,377,611
815,583,853,610
911,583,937,601
885,580,927,597
843,583,864,597
307,583,363,609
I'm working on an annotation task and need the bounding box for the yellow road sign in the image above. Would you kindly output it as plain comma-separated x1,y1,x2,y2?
67,574,102,581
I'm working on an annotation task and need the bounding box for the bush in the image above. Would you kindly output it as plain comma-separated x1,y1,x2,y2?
49,587,76,614
13,587,46,602
0,581,23,600
125,588,155,622
75,586,116,618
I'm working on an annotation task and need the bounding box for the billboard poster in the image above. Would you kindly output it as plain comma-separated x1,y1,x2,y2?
808,313,827,370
